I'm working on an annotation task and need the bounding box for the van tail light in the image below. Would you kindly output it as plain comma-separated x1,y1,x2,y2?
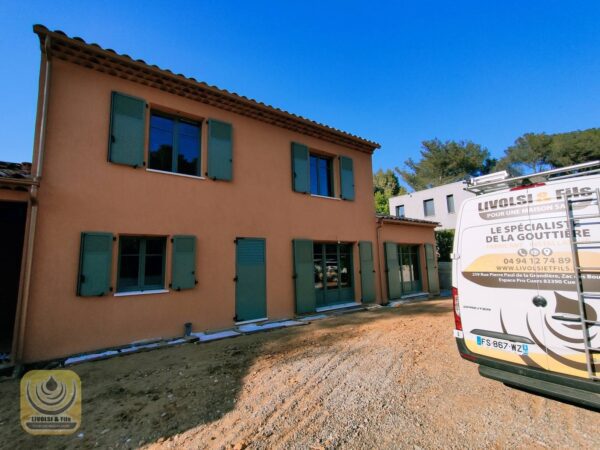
452,287,462,331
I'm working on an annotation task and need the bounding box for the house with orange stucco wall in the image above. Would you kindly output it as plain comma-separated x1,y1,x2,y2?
0,25,439,368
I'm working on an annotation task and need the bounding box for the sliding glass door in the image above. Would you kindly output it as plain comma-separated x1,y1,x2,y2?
314,243,354,307
398,245,422,294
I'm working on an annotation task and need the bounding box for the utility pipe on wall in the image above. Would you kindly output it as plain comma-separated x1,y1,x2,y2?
13,36,52,368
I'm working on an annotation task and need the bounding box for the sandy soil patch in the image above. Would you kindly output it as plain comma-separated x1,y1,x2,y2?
1,299,598,449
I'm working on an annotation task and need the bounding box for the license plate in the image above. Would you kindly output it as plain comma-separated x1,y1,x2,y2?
476,336,529,355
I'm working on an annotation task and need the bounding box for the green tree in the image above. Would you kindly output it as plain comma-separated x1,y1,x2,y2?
548,128,600,167
396,139,492,191
373,169,405,214
498,128,600,174
497,133,553,174
435,230,455,262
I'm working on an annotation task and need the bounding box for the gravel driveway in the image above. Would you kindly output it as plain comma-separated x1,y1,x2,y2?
1,298,598,449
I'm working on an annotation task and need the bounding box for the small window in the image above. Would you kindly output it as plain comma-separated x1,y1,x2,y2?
446,194,455,214
309,154,333,197
423,199,435,217
117,236,166,292
149,112,201,176
396,205,405,217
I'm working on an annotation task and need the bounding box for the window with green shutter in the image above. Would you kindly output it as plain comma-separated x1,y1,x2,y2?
291,142,310,193
207,119,233,181
339,156,355,200
108,92,146,167
117,236,166,293
171,235,197,290
77,232,114,297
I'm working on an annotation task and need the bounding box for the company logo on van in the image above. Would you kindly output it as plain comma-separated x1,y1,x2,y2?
503,292,599,373
477,186,593,220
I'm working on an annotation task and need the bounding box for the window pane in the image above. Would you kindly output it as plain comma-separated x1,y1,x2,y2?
446,195,455,213
318,158,331,196
149,114,174,172
177,122,200,176
310,156,319,195
144,255,164,287
424,199,435,217
119,237,140,291
325,244,338,288
399,247,412,292
120,236,140,255
151,114,174,132
410,247,420,282
143,238,165,288
396,205,405,217
339,244,352,288
145,237,165,255
119,255,139,289
313,244,324,289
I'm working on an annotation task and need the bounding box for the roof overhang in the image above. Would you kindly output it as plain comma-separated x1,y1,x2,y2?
376,215,439,228
34,25,381,154
0,177,37,190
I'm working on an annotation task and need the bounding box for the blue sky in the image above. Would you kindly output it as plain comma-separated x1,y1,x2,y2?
1,1,599,172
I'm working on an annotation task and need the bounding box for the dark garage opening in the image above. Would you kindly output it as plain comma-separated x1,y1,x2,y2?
0,201,27,362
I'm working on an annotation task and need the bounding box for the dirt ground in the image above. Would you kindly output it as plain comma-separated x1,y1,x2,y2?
1,298,599,449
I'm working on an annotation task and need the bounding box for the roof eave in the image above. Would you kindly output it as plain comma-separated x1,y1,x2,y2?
376,216,439,228
33,25,381,154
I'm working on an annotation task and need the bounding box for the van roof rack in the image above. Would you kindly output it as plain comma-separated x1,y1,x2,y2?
465,161,600,195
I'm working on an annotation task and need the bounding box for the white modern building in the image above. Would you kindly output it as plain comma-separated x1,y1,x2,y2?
389,180,475,230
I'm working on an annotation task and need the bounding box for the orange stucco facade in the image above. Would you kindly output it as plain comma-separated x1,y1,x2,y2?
9,27,437,364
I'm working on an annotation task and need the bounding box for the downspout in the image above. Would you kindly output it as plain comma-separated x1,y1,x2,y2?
13,36,52,368
375,218,385,304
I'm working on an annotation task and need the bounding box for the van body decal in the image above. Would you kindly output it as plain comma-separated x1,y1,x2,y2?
499,310,543,369
477,186,593,221
526,314,590,372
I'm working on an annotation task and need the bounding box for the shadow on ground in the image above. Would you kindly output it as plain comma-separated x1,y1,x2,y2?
0,299,453,449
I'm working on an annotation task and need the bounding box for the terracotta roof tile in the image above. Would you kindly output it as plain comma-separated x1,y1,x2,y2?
376,214,439,227
33,25,380,153
0,161,32,179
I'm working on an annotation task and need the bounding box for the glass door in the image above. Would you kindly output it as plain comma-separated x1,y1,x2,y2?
314,243,354,307
398,245,422,295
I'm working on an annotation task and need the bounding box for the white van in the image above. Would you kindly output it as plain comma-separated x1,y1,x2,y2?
452,161,600,409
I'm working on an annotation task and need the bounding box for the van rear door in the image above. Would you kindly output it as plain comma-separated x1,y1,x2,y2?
525,178,600,380
457,187,549,370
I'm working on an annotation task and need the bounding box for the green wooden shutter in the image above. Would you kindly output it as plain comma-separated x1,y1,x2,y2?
339,156,355,200
235,238,267,322
359,241,376,303
207,119,233,181
293,239,316,314
108,92,146,167
384,241,401,300
291,142,310,193
425,243,440,295
171,235,197,290
77,232,113,297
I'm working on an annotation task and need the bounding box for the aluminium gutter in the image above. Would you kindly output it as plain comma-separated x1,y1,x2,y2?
12,36,52,371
